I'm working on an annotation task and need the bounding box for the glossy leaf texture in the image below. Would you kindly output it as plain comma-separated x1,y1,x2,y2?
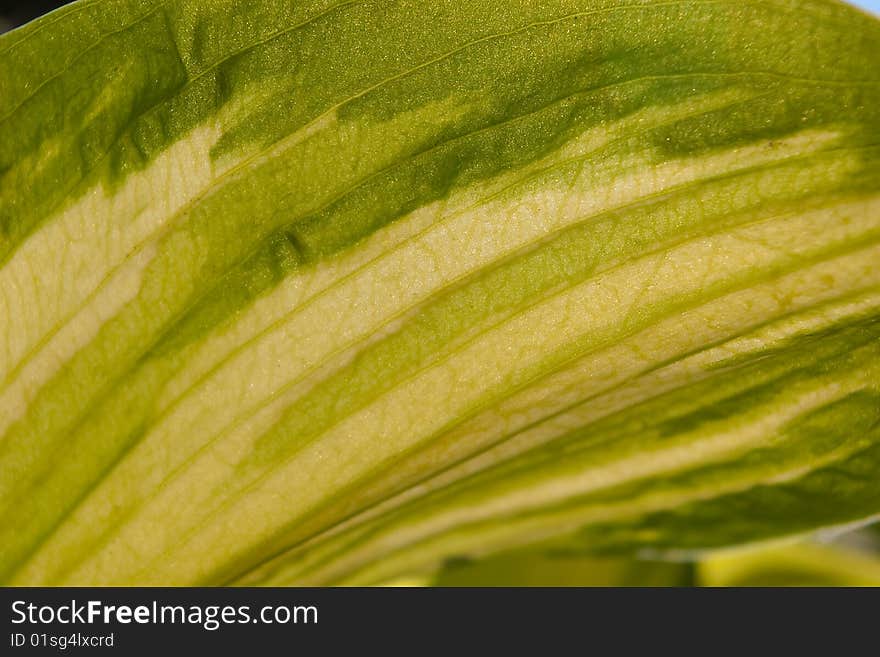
1,0,879,585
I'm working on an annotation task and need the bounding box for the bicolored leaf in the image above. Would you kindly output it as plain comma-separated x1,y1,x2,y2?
1,0,879,585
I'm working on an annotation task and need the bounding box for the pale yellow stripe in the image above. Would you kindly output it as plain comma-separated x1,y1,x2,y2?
0,244,158,436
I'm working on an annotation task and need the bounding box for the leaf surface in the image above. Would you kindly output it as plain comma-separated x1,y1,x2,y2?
1,0,879,585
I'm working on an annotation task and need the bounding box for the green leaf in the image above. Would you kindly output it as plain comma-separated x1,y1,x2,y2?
1,0,879,585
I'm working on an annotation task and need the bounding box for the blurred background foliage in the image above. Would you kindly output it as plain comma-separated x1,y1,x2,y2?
1,0,73,33
418,524,880,586
2,0,879,586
